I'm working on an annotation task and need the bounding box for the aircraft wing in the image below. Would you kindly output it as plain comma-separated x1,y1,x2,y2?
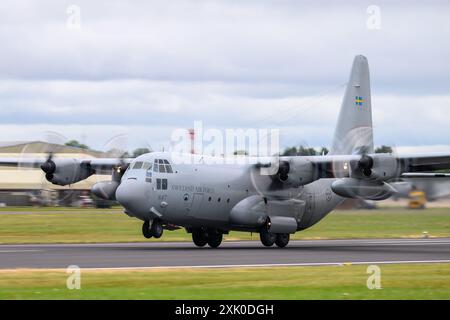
396,153,450,172
264,152,450,182
0,157,133,175
0,157,45,168
305,152,450,178
401,173,450,178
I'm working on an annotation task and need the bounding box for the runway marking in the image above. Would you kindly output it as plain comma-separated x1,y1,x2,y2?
7,259,448,272
0,250,43,253
1,238,450,249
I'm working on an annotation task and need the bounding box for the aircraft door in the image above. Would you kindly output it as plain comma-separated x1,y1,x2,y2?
187,193,204,217
144,166,153,199
299,193,315,228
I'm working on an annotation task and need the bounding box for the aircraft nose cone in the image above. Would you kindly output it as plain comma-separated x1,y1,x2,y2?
116,179,147,216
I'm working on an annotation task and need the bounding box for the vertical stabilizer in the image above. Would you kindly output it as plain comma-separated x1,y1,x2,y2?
330,55,373,155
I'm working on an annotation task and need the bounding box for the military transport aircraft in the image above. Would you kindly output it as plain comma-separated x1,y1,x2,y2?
1,55,450,248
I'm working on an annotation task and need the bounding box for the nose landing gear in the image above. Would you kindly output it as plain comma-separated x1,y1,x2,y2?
142,220,164,239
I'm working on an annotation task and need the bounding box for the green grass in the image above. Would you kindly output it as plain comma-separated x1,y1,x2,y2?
1,263,450,299
0,208,449,244
0,206,122,212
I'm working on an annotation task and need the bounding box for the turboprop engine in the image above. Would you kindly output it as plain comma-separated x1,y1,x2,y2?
41,158,94,186
277,158,316,187
91,181,120,200
256,158,315,190
331,153,402,200
91,165,127,200
350,153,400,181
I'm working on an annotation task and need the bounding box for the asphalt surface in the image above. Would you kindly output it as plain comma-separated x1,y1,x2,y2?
1,238,450,269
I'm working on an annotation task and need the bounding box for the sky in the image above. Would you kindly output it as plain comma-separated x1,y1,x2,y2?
0,0,449,154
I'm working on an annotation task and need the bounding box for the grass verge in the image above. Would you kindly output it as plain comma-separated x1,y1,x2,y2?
0,208,449,244
1,263,449,299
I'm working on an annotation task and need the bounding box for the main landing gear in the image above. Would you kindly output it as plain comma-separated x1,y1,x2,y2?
142,220,163,239
192,229,223,248
260,227,290,248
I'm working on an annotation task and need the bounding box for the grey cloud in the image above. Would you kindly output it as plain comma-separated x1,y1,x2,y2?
0,1,449,151
0,1,449,92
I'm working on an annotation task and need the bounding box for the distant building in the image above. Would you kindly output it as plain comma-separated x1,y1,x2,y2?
0,141,111,206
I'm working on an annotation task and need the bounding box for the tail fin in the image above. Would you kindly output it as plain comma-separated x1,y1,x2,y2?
330,55,374,155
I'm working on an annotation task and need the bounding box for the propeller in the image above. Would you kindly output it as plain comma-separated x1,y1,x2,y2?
249,139,315,199
91,134,131,200
350,152,374,178
41,152,56,181
18,131,77,205
104,134,130,179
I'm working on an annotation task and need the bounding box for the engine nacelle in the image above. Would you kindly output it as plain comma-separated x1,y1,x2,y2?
331,178,397,200
351,154,401,181
276,159,315,188
91,181,120,200
41,158,93,186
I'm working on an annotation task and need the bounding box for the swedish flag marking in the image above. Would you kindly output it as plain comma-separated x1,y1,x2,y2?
355,96,364,106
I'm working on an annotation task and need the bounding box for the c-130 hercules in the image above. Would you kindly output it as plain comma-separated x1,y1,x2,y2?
2,55,450,248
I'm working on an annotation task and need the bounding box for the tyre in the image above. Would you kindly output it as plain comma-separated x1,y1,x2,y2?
259,227,276,247
275,233,290,248
142,221,152,239
207,233,223,248
192,230,208,247
150,221,164,238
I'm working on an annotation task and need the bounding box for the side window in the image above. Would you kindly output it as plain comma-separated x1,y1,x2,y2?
156,178,161,189
156,178,168,190
153,160,159,172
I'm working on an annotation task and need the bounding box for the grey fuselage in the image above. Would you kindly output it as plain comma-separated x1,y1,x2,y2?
115,152,344,233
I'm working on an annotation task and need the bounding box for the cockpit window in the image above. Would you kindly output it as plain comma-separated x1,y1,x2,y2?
152,159,173,173
133,161,143,169
142,162,152,170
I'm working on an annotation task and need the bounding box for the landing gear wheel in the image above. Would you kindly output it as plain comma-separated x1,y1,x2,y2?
260,227,276,247
207,233,223,248
150,221,164,239
192,230,208,247
275,233,290,248
142,221,152,239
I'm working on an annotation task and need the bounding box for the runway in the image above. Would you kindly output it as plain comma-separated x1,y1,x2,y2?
1,238,450,269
